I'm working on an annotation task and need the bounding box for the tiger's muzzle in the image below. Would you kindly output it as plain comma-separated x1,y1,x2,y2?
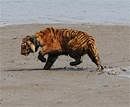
21,42,32,56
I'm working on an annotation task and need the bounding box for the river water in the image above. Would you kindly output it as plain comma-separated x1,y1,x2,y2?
0,0,130,26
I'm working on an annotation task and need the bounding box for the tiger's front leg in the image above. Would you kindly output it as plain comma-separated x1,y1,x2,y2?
38,51,46,62
43,54,58,70
38,45,60,63
38,46,53,63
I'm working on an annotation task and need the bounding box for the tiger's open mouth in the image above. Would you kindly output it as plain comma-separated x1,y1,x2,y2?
21,50,30,56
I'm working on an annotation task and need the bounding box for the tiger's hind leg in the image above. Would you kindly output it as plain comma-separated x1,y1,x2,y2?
87,45,104,71
43,54,58,70
69,53,82,66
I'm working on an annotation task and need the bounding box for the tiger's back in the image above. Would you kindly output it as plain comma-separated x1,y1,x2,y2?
44,27,95,52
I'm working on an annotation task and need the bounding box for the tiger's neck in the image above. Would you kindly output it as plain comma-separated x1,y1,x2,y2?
31,35,40,52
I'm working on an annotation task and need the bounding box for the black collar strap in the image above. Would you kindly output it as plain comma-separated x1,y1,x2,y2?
31,35,40,52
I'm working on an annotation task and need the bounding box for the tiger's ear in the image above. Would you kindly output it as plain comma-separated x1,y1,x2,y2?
27,41,35,52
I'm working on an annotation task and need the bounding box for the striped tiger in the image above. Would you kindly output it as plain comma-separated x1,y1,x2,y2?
21,27,103,71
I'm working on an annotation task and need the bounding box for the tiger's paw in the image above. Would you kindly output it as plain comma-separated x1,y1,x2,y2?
38,53,46,62
96,65,104,74
70,60,82,66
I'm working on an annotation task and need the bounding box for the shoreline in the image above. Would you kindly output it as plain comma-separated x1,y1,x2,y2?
1,22,130,27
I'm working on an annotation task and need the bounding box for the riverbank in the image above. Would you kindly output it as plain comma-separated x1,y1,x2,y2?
0,23,130,107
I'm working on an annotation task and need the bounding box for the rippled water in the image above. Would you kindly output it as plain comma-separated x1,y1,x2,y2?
0,0,130,26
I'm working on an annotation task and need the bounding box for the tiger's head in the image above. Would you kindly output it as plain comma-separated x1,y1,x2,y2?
21,35,39,56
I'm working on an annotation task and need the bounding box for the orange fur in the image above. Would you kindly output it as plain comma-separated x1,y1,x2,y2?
21,27,103,70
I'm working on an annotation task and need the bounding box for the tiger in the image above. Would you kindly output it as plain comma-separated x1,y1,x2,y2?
21,27,104,71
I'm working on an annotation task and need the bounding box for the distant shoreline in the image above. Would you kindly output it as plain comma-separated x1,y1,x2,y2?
1,22,130,27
